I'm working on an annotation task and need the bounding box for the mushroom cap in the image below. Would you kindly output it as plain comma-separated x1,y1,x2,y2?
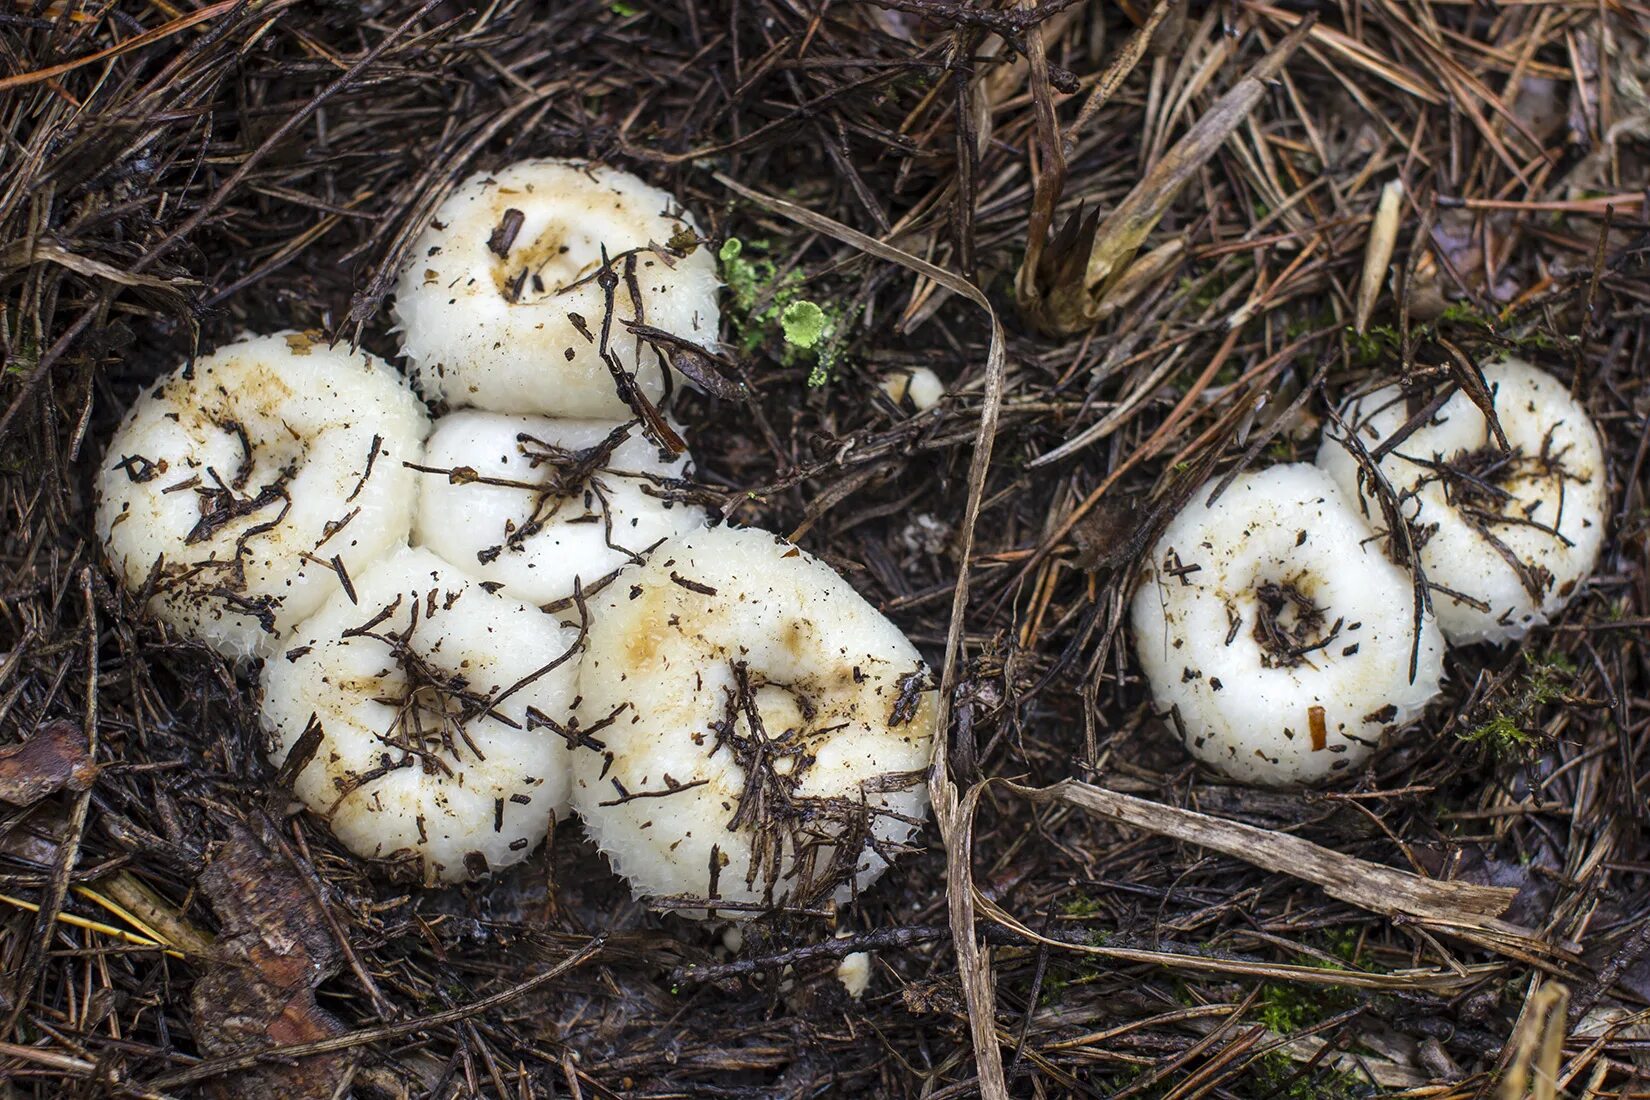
1130,463,1446,786
411,410,705,606
1317,356,1607,644
261,544,581,883
570,525,937,917
95,331,429,660
392,159,721,419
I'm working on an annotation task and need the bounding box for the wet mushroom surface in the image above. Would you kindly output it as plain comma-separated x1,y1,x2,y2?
6,4,1647,1098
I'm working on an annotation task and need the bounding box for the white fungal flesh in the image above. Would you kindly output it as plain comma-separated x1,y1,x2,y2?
1317,357,1607,644
96,332,429,660
411,411,705,605
392,159,721,419
261,545,580,883
836,951,872,998
1130,464,1446,786
571,525,937,916
881,367,944,411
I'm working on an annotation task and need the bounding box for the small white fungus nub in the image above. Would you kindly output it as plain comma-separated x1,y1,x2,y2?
1130,464,1446,786
1317,356,1607,645
880,367,945,411
262,545,581,883
392,159,721,419
411,411,705,605
836,950,872,998
571,525,938,916
96,331,429,660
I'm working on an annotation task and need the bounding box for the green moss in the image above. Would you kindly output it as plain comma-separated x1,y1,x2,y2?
4,334,37,378
1256,982,1353,1034
1035,930,1116,1007
1060,895,1104,919
1540,650,1578,676
1343,300,1572,370
1461,651,1576,751
1325,927,1365,965
1345,323,1401,369
1436,300,1495,329
1464,713,1534,750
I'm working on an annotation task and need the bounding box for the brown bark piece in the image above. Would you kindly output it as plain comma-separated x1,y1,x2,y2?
189,820,349,1100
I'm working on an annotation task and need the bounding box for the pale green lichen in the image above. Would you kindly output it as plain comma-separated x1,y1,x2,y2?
719,237,850,384
780,300,827,350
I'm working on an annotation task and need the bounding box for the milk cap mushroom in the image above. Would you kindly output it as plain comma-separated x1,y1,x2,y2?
392,159,720,420
410,410,705,605
96,331,429,660
1317,356,1607,644
262,544,581,882
570,525,937,916
1130,464,1446,786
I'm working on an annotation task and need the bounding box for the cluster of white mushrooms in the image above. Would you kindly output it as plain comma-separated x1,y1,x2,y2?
97,160,939,914
94,156,1610,915
1132,357,1607,786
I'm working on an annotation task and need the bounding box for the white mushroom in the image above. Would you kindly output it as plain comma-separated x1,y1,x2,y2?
570,525,937,916
96,332,429,660
392,159,721,420
1130,464,1446,786
410,410,705,606
880,366,945,411
1317,356,1607,644
262,544,581,883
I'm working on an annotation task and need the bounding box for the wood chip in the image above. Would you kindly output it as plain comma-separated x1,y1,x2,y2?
0,721,96,807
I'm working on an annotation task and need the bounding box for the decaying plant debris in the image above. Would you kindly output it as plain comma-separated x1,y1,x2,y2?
2,1,1648,1096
